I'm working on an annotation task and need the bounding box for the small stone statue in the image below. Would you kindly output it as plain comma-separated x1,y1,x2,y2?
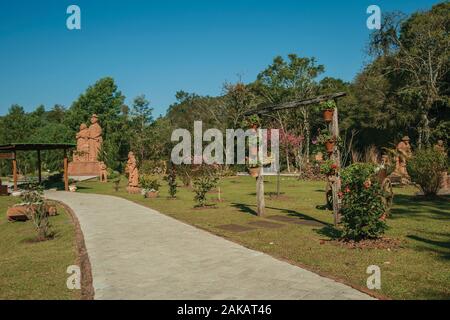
99,162,108,183
394,136,412,178
126,151,140,194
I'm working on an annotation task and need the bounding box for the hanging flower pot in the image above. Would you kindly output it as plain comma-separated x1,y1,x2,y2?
248,167,261,178
323,109,334,122
325,140,335,153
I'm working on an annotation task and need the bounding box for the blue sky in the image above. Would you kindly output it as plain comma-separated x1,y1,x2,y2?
0,0,441,116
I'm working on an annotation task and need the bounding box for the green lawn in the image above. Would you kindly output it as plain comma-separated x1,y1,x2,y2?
77,176,450,300
0,196,79,300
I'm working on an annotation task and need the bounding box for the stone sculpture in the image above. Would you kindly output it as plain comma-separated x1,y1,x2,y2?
394,136,412,178
88,114,103,162
126,151,140,194
68,114,106,177
100,162,108,183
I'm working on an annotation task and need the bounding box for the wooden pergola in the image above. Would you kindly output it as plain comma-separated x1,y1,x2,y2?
244,92,347,226
0,143,76,192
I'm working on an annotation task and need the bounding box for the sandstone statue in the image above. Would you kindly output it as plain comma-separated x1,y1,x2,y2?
126,151,140,194
99,162,108,183
74,123,89,161
394,136,412,178
68,114,107,177
88,114,103,162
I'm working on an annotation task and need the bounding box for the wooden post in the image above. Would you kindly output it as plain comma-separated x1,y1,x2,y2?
12,151,17,191
331,103,342,226
256,169,265,216
37,150,42,184
63,149,69,191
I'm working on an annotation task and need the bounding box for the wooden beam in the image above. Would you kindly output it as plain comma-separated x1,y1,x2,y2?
37,150,42,184
12,151,17,191
244,92,347,116
63,149,69,191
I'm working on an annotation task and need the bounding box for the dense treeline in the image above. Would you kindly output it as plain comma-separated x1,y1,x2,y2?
0,2,448,177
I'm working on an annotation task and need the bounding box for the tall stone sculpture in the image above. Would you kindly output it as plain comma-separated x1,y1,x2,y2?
68,114,107,178
88,114,103,162
74,123,89,161
126,151,140,194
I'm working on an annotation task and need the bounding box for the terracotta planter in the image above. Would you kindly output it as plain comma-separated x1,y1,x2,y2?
323,109,334,122
325,140,335,153
248,167,261,178
145,191,159,198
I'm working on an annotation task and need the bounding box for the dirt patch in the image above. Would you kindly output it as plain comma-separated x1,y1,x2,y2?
267,215,325,227
248,220,285,229
327,237,403,250
192,205,218,210
216,224,256,232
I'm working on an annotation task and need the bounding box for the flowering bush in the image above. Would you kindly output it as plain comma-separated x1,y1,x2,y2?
340,163,387,241
320,159,338,176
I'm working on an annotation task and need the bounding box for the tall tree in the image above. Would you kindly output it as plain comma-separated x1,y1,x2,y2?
130,94,153,161
253,54,324,171
368,3,450,148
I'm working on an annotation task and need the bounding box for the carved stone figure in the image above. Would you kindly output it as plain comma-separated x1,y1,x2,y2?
68,114,106,177
88,114,103,162
394,136,412,178
99,162,108,183
126,151,140,193
75,123,89,161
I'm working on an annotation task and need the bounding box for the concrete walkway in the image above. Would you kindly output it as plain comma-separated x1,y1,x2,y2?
45,191,373,300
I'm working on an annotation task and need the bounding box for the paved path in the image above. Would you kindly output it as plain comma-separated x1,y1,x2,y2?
45,191,373,300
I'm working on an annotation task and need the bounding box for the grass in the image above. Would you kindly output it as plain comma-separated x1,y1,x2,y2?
0,196,79,300
77,176,450,300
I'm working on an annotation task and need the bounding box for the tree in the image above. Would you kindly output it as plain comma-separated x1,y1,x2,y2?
66,77,130,171
130,95,153,161
368,3,450,148
253,54,324,171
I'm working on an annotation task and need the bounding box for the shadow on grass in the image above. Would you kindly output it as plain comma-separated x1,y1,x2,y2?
407,233,450,260
316,225,342,239
231,202,331,226
390,194,450,221
231,203,258,216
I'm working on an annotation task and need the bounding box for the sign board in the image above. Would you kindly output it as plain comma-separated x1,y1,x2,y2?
0,153,15,160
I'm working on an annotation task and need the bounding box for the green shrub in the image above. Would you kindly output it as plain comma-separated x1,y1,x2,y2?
21,189,52,241
340,163,387,241
139,174,161,192
192,164,220,207
407,148,448,196
107,168,120,180
165,165,177,198
193,175,218,207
